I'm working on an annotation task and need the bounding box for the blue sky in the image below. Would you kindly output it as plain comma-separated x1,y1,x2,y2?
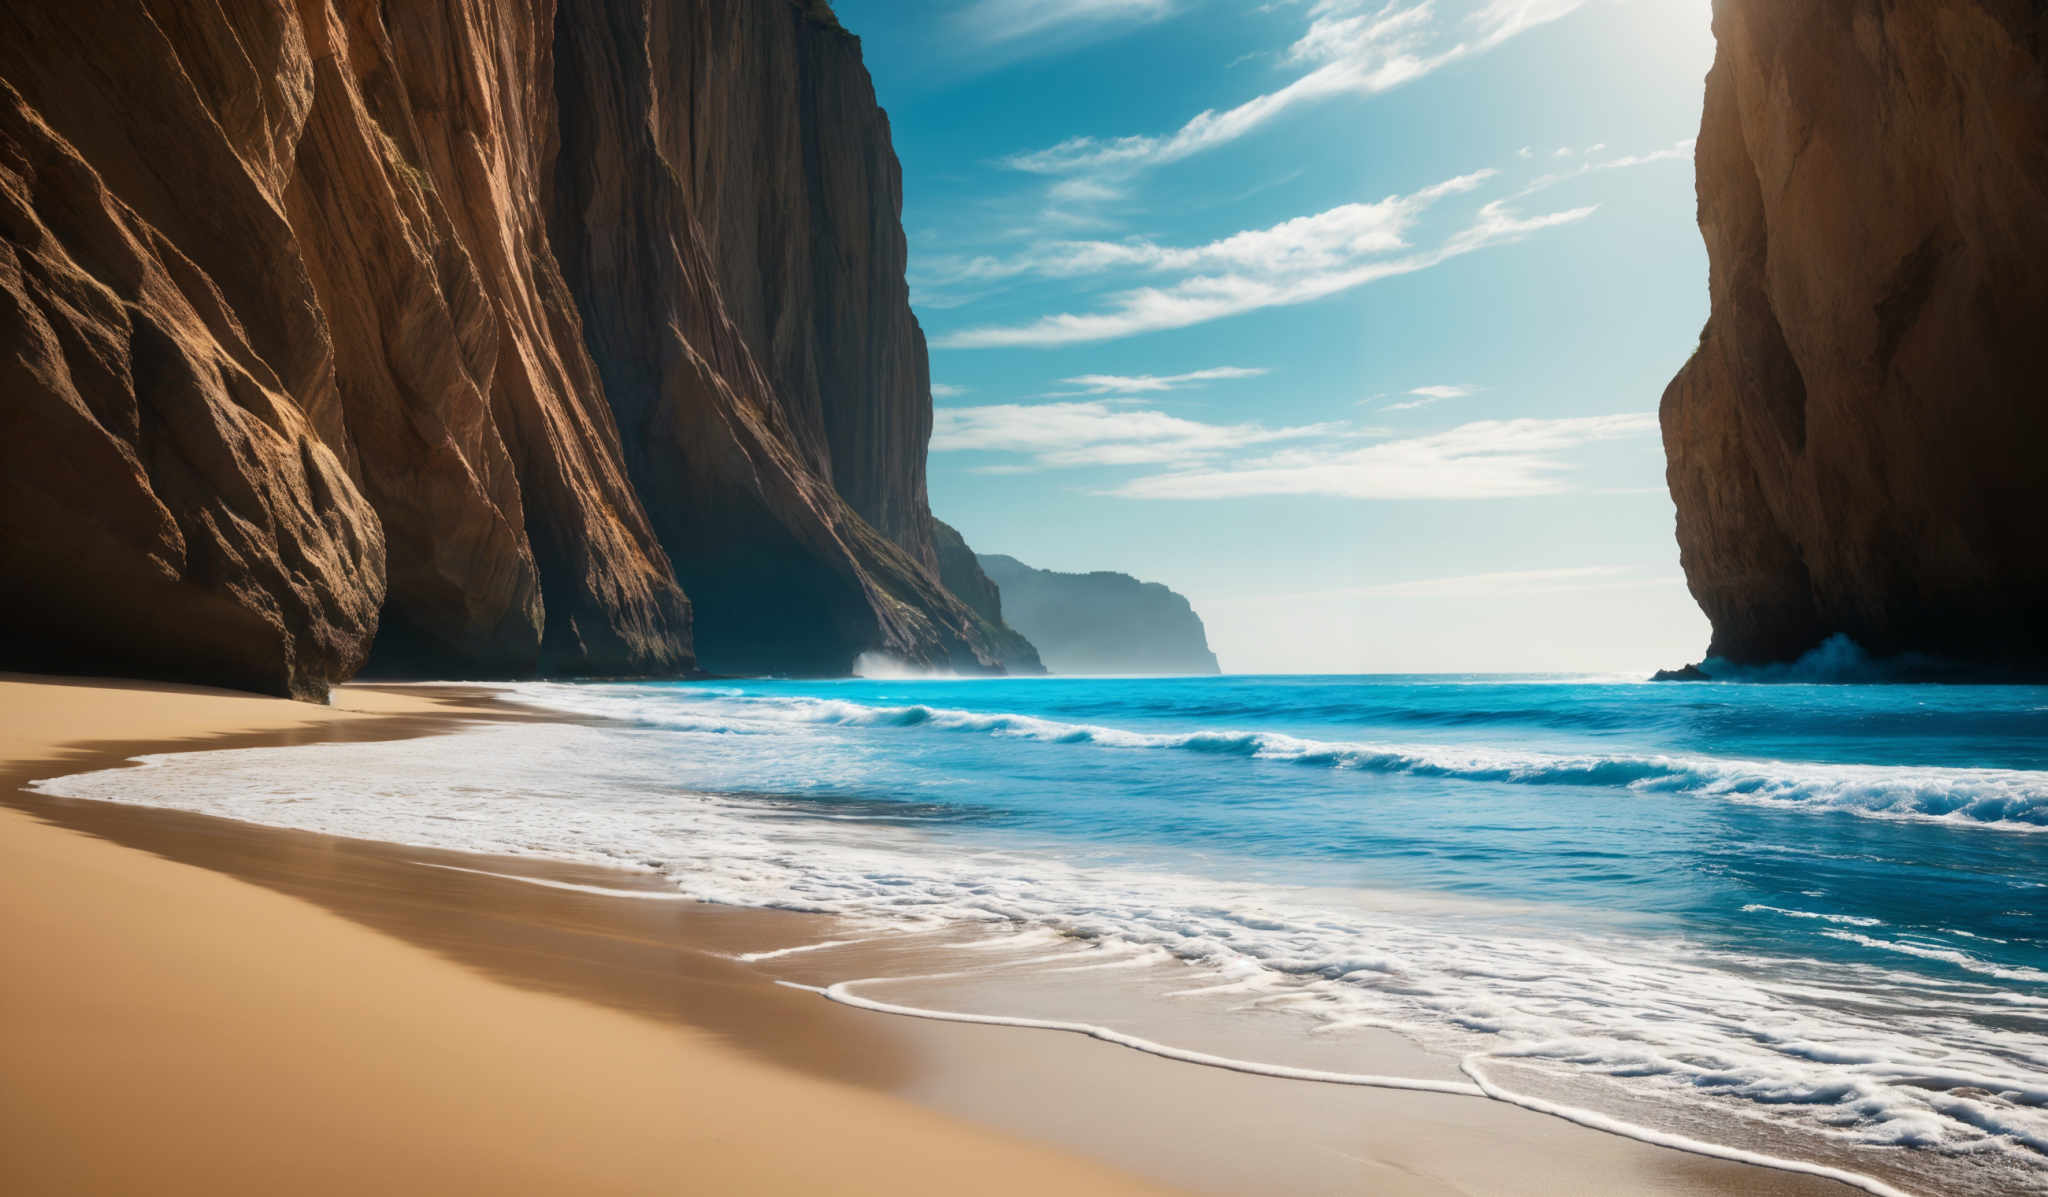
833,0,1719,672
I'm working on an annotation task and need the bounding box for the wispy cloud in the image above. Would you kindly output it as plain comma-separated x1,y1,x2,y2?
1107,412,1657,499
1002,0,1591,176
920,170,1488,291
935,178,1594,347
1059,366,1268,395
931,401,1335,468
1382,383,1476,410
954,0,1175,46
1514,137,1695,198
930,383,970,399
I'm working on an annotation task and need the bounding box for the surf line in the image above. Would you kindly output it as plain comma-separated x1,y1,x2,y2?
411,861,694,900
775,979,1481,1096
779,978,1919,1197
729,937,881,963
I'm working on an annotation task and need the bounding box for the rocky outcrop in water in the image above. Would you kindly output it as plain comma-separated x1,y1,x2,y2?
1661,0,2048,671
1,0,1015,695
977,555,1220,676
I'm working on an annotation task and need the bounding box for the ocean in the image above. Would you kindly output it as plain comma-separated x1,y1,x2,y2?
34,674,2048,1194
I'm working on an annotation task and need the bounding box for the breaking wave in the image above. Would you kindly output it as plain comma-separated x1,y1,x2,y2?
502,685,2048,832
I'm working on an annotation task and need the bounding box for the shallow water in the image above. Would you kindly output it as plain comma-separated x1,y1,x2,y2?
35,675,2048,1194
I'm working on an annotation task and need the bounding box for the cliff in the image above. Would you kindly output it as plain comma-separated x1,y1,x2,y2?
932,521,1044,674
0,0,1008,695
665,2,940,571
977,555,1220,676
1661,0,2048,671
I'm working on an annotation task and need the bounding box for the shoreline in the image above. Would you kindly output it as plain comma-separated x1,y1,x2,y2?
2,674,1867,1195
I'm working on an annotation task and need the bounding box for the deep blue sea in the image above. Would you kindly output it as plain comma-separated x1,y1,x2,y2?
37,674,2048,1193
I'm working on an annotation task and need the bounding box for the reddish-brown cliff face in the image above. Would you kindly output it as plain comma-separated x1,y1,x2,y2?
548,0,1006,675
1663,0,2048,670
0,12,386,700
1,0,1012,694
659,2,941,572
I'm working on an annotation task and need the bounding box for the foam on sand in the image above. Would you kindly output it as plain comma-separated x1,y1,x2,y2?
778,977,1915,1197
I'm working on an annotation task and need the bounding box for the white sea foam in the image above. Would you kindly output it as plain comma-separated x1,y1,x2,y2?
1818,931,2048,985
729,938,883,963
1744,904,1886,927
412,861,694,899
30,719,2048,1192
779,978,1486,1095
779,976,1914,1196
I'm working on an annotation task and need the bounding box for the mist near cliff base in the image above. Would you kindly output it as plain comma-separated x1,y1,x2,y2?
852,652,960,680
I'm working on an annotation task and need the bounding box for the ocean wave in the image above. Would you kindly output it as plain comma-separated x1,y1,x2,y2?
1818,931,2048,985
501,686,2048,832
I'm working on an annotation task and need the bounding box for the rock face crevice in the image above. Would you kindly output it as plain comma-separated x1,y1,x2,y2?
1663,0,2048,669
1,0,1022,696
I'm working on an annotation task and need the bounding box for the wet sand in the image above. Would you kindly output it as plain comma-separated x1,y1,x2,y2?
0,674,1861,1195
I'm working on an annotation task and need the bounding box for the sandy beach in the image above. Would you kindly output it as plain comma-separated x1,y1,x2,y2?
0,674,1863,1195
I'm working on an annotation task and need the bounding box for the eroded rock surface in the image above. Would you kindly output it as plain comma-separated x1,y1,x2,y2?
1662,0,2048,669
549,0,1008,675
0,25,384,700
2,0,1019,693
667,1,941,571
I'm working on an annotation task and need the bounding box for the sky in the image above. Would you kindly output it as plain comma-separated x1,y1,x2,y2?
831,0,1720,673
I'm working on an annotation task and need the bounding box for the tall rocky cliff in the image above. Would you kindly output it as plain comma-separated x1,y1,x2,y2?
1662,0,2048,670
0,0,1015,696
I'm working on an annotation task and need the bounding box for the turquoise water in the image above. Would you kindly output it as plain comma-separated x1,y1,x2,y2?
37,673,2048,1191
651,674,2048,956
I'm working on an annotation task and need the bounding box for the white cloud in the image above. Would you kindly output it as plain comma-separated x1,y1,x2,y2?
1467,0,1593,43
931,400,1334,468
921,170,1491,292
956,0,1174,46
1382,383,1476,411
1515,137,1695,198
935,180,1594,348
1107,412,1657,499
1047,177,1126,205
930,383,970,399
1059,366,1268,394
1001,0,1591,176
